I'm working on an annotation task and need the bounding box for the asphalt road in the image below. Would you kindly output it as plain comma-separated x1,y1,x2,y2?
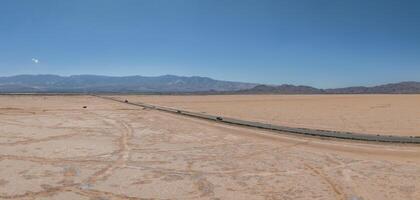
96,95,420,144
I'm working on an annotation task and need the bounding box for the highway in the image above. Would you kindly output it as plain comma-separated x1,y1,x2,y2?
95,95,420,144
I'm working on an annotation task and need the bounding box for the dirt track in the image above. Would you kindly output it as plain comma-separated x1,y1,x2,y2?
1,95,420,200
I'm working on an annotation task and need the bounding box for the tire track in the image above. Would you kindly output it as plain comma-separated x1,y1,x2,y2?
0,154,113,165
85,117,133,185
0,185,146,200
0,185,77,199
0,112,135,199
0,133,79,146
303,163,345,200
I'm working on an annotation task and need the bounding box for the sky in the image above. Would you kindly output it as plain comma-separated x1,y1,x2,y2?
1,0,420,88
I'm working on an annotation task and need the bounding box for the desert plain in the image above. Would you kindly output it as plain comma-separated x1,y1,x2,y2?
116,94,420,136
0,95,420,200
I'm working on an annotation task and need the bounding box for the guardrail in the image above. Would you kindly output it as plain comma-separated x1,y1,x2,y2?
95,95,420,144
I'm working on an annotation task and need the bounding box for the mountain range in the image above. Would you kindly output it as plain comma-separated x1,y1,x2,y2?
0,74,419,94
238,82,420,94
0,75,257,93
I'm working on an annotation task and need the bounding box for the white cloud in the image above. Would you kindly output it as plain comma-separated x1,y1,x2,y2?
31,58,39,64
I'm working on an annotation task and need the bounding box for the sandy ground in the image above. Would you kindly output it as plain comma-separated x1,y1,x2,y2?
114,95,420,136
0,95,420,200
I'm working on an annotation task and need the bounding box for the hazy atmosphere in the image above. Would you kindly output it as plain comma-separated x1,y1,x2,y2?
1,0,420,88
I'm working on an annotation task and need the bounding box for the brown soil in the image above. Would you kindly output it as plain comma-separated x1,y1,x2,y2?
0,95,419,200
115,94,420,136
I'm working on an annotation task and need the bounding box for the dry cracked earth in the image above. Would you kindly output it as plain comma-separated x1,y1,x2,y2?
0,95,419,200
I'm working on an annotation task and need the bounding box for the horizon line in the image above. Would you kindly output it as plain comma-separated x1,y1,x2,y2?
0,73,419,90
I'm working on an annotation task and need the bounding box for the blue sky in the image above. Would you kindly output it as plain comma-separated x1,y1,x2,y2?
1,0,419,88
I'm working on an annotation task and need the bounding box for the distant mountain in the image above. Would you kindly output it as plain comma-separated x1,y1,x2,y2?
326,82,420,94
236,82,420,94
0,74,257,93
0,74,419,94
237,84,323,94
